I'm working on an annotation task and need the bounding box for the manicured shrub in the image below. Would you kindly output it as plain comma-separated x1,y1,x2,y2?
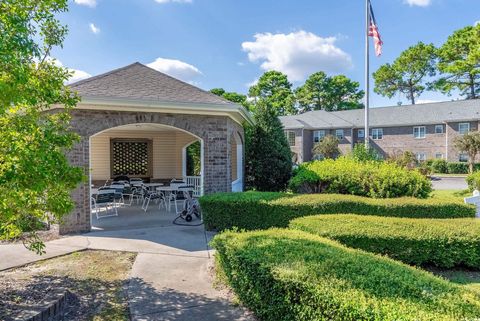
467,171,480,191
200,192,475,231
212,229,480,321
447,162,469,174
290,214,480,269
289,157,431,198
429,159,448,173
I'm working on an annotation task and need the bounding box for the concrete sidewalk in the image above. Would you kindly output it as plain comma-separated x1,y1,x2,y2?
0,224,254,320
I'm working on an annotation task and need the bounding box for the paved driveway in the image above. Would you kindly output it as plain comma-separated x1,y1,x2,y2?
431,176,467,190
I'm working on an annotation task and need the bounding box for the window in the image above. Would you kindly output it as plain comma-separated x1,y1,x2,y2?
335,129,344,140
459,153,469,162
435,124,444,134
413,126,426,139
285,131,296,146
313,130,326,143
435,153,443,159
459,123,470,135
372,128,383,140
357,129,365,138
416,152,427,162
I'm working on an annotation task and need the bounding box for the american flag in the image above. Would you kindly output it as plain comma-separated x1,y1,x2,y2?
368,0,383,56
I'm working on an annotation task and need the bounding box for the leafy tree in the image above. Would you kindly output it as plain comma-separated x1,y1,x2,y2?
0,0,84,253
296,72,364,111
388,151,418,170
435,25,480,99
245,100,292,191
312,135,340,159
350,144,381,162
186,141,201,176
373,42,437,105
248,71,296,116
209,88,254,111
453,131,480,173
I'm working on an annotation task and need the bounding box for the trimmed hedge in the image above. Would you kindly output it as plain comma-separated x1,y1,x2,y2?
212,229,480,321
290,214,480,269
200,192,475,231
289,157,432,198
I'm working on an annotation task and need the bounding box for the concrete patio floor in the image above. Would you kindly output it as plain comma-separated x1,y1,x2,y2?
0,205,255,320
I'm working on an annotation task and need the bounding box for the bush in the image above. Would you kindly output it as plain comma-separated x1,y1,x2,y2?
212,229,480,321
447,162,469,174
288,157,431,198
199,192,475,231
350,143,381,162
467,171,480,191
429,159,448,173
291,214,480,269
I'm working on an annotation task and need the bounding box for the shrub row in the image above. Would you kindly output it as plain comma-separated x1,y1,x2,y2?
200,192,475,231
427,159,479,174
290,214,480,269
289,157,432,198
212,229,480,321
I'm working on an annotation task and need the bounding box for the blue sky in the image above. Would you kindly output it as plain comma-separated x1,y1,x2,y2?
54,0,480,107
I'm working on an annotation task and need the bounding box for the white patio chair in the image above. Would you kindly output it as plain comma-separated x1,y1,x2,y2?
141,187,167,212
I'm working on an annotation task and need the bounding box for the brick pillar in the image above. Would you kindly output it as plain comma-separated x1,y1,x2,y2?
203,123,231,194
59,137,91,234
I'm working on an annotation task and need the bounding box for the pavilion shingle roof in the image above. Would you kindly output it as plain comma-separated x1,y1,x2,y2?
280,100,480,129
69,62,233,106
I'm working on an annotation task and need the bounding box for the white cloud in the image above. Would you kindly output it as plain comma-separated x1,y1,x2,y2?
46,58,91,83
146,57,202,83
89,23,100,34
404,0,431,7
73,0,97,8
475,21,480,26
245,78,258,88
154,0,192,3
241,30,353,82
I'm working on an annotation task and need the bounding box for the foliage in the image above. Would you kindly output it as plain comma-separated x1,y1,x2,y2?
245,100,292,191
291,214,480,269
373,42,437,104
209,88,254,111
388,150,418,169
349,143,381,162
428,159,448,173
248,71,296,116
466,171,480,191
289,157,431,198
0,0,84,253
435,24,480,99
295,71,364,112
211,229,480,321
186,141,201,176
311,135,340,159
453,131,480,173
199,191,474,231
446,162,472,174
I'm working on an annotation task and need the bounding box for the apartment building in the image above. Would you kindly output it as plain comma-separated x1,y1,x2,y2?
280,100,480,163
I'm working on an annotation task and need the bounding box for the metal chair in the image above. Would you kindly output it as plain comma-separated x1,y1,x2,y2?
92,190,117,219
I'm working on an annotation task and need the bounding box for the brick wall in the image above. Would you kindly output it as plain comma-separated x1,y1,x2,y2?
60,109,244,234
292,121,480,163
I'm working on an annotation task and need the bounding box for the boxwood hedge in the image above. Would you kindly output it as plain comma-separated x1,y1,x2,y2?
290,214,480,269
212,229,480,321
200,192,475,231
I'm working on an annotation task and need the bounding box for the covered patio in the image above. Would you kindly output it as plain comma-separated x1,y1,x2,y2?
56,62,251,234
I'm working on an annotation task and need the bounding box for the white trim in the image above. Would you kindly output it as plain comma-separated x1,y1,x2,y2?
54,96,253,126
413,126,426,139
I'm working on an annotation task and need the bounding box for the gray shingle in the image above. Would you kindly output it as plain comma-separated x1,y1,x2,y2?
280,100,480,129
69,62,233,105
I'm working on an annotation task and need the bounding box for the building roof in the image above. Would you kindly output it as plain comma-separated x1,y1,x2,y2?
69,62,232,106
280,100,480,130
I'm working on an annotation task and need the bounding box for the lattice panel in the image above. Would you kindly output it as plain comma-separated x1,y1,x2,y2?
111,141,149,176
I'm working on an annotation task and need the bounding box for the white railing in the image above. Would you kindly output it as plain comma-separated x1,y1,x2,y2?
183,176,202,197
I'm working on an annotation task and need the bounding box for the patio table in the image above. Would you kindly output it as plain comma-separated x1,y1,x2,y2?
156,186,193,212
143,183,164,191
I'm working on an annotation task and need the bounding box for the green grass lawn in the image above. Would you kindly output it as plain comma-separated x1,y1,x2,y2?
430,189,470,203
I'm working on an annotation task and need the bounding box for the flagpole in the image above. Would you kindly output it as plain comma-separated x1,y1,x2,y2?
364,0,370,148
